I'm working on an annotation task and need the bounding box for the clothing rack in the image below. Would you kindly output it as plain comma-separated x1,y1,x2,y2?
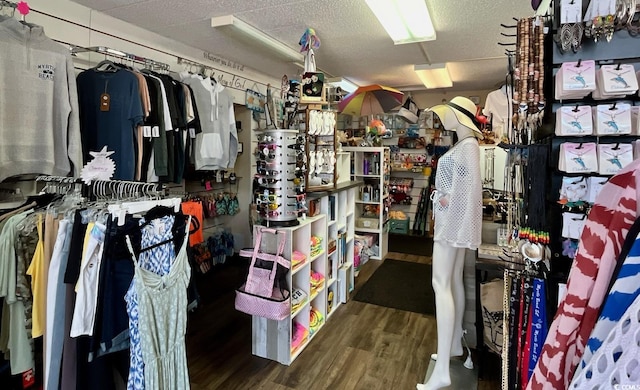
70,45,170,72
177,57,215,77
89,179,166,200
35,176,166,200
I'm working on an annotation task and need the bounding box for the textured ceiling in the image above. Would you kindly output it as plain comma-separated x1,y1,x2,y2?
71,0,534,92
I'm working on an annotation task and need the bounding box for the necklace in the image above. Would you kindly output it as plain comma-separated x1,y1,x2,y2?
607,69,631,88
603,149,623,169
567,147,588,169
568,109,588,132
566,65,590,88
602,109,625,132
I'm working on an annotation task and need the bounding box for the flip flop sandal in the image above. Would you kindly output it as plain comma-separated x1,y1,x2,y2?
227,194,240,216
216,193,228,215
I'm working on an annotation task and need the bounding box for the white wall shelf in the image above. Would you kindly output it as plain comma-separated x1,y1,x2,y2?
343,146,390,266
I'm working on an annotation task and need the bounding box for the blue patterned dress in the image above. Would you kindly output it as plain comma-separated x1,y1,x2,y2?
125,215,176,390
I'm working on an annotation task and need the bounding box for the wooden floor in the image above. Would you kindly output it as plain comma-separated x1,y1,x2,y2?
186,250,501,390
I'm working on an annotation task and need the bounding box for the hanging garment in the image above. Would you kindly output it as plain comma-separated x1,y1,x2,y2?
179,73,238,170
77,68,144,180
431,137,482,250
70,222,107,337
578,218,640,376
527,159,640,390
26,214,46,338
45,219,73,390
0,212,35,374
125,216,191,390
0,18,83,182
570,293,640,389
181,201,204,246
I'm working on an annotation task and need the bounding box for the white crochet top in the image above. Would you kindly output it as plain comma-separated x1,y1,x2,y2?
432,137,482,250
570,292,640,389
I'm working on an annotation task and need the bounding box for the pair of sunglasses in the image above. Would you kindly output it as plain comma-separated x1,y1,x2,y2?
257,202,281,211
256,176,282,185
256,151,280,161
258,134,279,143
256,193,281,202
256,168,280,176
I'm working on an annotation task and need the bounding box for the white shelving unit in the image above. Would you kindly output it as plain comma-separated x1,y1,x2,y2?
250,183,358,365
342,147,389,263
317,185,357,316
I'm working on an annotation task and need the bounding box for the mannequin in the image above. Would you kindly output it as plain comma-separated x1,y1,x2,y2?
417,97,483,390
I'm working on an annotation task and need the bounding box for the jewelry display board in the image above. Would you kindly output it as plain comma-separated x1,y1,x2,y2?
549,0,640,275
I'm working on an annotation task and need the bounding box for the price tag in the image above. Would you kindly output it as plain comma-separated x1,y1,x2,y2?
22,369,34,388
99,93,110,112
143,126,152,138
189,128,196,139
560,0,582,23
152,126,160,138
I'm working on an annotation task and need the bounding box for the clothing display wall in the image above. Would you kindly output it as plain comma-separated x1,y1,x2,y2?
0,178,199,389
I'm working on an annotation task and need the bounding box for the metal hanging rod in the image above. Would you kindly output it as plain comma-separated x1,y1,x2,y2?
177,57,215,75
0,0,17,9
71,45,170,71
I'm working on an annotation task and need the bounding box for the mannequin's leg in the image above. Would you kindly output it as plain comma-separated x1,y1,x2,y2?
418,241,464,390
451,247,466,355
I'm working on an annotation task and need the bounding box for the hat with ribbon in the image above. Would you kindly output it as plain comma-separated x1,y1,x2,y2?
429,96,484,139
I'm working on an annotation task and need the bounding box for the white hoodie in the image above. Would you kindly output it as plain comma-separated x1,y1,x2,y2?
179,73,238,170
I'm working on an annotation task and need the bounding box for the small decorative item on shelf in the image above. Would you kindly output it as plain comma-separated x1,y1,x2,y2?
291,321,309,354
310,236,323,257
292,250,307,270
327,238,336,255
327,291,334,314
309,307,324,335
291,288,307,314
310,270,325,295
388,210,409,235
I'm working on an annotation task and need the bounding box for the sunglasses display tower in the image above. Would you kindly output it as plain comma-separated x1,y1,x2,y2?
254,129,306,227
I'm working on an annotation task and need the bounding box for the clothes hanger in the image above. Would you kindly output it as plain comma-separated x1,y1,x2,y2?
93,56,119,72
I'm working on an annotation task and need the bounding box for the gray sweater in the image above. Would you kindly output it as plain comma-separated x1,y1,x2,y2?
0,18,82,182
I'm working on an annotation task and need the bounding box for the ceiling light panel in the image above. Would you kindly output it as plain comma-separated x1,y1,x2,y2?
365,0,436,44
211,15,303,62
414,63,453,89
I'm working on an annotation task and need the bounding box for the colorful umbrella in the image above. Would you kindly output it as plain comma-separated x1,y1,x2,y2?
338,84,404,117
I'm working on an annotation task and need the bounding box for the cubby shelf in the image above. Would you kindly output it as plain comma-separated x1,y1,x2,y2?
251,184,359,365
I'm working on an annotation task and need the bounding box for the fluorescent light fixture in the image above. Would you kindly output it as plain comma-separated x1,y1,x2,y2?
211,15,303,62
327,77,359,93
365,0,436,44
414,63,453,89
